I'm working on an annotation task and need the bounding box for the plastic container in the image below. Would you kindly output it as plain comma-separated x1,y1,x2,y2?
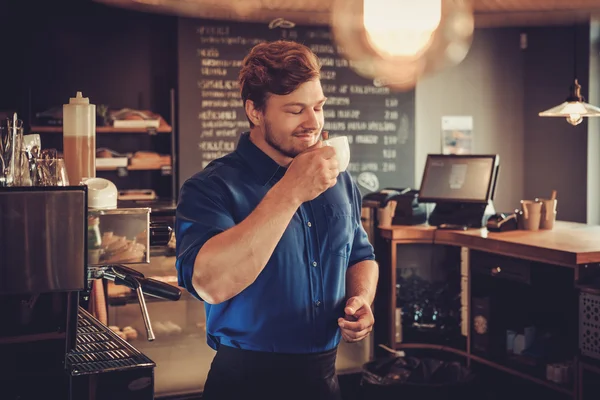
63,91,96,185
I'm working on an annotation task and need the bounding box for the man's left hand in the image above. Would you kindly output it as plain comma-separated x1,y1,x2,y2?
337,296,374,343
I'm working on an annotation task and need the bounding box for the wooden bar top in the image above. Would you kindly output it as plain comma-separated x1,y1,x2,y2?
379,221,600,267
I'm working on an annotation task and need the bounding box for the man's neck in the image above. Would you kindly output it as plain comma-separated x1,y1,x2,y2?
248,128,292,167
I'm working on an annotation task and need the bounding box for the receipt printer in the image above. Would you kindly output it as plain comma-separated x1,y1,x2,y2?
363,188,427,226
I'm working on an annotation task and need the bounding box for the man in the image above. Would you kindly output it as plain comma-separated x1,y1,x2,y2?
175,40,378,400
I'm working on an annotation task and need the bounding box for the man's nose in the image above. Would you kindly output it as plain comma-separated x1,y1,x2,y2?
302,109,320,130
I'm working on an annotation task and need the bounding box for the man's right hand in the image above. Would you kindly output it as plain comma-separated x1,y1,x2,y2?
281,141,340,203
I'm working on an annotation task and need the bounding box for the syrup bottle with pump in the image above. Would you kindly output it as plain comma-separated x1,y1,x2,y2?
63,91,96,185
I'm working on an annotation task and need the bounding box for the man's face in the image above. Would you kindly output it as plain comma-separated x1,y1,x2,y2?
260,78,327,160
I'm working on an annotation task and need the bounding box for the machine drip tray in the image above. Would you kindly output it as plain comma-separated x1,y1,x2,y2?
66,307,155,376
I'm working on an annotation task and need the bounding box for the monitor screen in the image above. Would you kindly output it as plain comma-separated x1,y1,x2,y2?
418,154,499,203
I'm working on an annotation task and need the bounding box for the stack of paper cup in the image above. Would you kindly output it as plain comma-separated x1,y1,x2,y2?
536,194,558,230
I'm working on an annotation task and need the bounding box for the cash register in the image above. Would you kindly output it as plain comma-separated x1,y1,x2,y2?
417,154,500,229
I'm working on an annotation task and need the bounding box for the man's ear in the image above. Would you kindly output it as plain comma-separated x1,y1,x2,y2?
245,100,262,127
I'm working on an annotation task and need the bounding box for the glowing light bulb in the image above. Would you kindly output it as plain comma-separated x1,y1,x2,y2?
567,114,583,126
363,0,442,57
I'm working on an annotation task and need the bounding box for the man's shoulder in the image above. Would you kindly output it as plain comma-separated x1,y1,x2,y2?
184,152,244,188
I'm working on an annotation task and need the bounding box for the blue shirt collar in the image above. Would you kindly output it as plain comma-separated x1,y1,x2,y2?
236,132,287,186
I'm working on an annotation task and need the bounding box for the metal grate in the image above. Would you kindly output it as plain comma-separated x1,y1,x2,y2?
580,291,600,360
66,308,154,376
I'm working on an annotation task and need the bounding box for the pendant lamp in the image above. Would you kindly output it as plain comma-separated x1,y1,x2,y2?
539,26,600,126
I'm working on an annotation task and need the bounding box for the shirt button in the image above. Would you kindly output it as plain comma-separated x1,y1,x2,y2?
307,221,312,227
312,261,318,267
315,300,322,307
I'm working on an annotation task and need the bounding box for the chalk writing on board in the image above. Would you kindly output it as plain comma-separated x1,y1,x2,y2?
177,18,415,191
201,90,240,99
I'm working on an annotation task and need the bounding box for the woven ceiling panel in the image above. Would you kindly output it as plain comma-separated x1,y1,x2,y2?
474,0,600,12
95,0,600,27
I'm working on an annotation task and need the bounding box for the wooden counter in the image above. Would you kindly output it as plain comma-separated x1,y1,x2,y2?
379,221,600,267
375,220,600,399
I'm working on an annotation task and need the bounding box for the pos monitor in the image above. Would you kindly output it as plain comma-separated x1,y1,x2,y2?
418,154,500,228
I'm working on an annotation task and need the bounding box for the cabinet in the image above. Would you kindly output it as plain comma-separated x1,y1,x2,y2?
579,360,600,400
377,223,600,400
29,89,178,201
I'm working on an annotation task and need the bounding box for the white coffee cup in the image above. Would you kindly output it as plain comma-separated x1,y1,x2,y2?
323,136,350,172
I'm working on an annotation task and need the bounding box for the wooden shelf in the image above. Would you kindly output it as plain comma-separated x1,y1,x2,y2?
97,165,171,172
391,343,574,395
581,360,600,375
394,342,469,357
30,117,172,134
469,354,573,396
393,343,573,396
31,126,171,134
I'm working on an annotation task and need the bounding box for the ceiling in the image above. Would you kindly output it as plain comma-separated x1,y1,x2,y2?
94,0,600,27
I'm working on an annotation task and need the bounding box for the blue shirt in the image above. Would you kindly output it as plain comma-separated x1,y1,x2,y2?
175,132,375,354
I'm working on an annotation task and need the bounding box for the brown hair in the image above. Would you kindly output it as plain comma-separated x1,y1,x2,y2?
239,40,321,127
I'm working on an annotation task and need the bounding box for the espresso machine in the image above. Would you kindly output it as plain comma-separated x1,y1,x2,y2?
0,185,180,400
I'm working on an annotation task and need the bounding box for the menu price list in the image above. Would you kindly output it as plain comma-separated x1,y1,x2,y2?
178,19,415,192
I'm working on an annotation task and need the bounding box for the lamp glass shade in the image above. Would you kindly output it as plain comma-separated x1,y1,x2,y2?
539,78,600,126
538,101,600,118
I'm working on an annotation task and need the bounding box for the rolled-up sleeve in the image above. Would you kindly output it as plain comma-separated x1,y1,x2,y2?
348,181,375,266
175,174,235,300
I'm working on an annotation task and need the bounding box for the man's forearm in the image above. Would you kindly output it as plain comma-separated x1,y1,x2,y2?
192,181,301,304
346,260,379,305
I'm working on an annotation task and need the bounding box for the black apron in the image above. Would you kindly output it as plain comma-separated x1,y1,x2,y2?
202,345,342,400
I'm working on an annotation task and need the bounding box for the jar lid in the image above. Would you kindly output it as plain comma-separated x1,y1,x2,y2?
82,177,118,209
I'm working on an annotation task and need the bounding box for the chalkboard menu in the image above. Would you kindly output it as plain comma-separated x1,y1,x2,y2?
177,17,415,195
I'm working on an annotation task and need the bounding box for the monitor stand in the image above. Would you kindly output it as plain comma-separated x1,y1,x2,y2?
428,200,496,228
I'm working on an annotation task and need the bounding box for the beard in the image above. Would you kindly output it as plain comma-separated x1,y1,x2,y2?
264,119,316,159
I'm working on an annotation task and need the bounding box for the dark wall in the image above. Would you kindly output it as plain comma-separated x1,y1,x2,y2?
1,2,592,212
0,0,178,198
415,28,525,214
588,18,600,225
0,0,177,128
416,24,591,222
523,24,589,222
